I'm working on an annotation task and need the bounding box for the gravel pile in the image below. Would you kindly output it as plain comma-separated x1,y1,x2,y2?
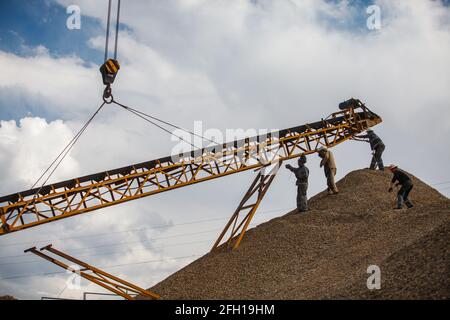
148,169,449,299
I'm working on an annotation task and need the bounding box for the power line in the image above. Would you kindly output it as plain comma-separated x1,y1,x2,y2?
0,228,218,261
0,254,202,281
0,216,220,249
0,214,280,282
0,207,291,250
0,211,280,262
0,239,212,267
0,202,290,277
0,208,290,262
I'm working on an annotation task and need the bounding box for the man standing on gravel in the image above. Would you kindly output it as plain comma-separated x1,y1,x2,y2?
286,155,309,212
355,129,385,170
388,165,414,209
318,147,339,195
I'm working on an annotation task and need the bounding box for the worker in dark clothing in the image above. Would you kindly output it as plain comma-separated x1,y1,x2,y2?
388,165,414,209
286,155,309,212
355,129,385,170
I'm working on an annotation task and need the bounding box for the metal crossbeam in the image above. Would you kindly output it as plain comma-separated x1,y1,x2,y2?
0,103,382,236
25,245,160,300
212,165,281,251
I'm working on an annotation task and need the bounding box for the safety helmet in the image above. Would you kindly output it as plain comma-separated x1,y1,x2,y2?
318,147,327,153
388,164,398,172
367,128,374,133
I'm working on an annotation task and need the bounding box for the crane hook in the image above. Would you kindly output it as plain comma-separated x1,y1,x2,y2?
102,84,113,104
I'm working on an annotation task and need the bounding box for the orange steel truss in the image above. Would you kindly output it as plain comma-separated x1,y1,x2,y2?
211,164,281,251
25,245,160,300
0,101,382,245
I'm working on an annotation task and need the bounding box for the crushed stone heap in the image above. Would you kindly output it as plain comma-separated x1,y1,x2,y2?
148,169,450,300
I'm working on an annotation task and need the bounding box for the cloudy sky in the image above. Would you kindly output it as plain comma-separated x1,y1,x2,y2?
0,0,449,299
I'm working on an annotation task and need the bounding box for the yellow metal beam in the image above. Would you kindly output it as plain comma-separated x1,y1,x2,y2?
0,101,382,236
25,245,160,300
212,164,281,251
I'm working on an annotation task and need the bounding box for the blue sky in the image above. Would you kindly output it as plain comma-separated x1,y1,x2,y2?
0,0,449,299
0,0,103,64
0,0,398,63
0,0,105,121
0,0,449,64
0,0,379,121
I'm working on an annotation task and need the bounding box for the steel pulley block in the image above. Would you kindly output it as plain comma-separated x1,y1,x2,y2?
100,59,120,85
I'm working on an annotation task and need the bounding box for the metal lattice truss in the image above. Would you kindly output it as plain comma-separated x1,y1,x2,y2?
0,103,381,236
212,166,280,251
25,245,160,300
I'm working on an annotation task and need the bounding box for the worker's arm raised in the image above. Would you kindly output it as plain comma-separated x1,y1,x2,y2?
285,164,295,172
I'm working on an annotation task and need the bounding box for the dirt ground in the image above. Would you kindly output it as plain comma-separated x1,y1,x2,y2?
148,169,450,299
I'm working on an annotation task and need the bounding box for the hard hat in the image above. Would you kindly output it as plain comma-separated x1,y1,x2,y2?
367,128,374,132
388,164,398,172
319,147,327,152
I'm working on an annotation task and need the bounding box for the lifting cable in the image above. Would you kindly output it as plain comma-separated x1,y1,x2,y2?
29,0,118,193
100,0,121,102
113,100,219,150
28,0,212,202
28,98,216,204
104,0,112,62
100,1,218,151
113,0,121,61
24,1,120,206
116,102,199,149
104,0,121,62
30,102,106,199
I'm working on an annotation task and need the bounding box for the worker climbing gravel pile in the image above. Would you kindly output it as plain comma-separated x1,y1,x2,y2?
355,129,385,171
318,147,339,195
388,165,414,209
286,155,309,213
0,0,447,305
147,169,450,300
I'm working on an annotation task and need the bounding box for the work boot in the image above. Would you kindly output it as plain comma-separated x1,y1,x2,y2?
405,200,414,209
369,158,376,170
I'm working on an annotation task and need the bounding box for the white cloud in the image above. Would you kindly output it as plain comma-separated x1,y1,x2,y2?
0,117,79,192
1,0,449,299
